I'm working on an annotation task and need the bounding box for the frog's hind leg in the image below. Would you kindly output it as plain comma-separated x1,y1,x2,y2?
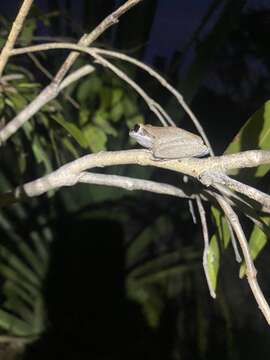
153,139,206,159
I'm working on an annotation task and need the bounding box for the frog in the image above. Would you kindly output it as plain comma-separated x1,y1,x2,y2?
129,124,209,159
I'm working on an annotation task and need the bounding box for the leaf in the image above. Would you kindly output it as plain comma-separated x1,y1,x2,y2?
211,206,230,249
32,136,53,173
52,113,88,148
239,217,270,278
62,137,80,158
112,88,124,105
128,248,199,281
110,101,124,122
18,242,45,278
6,93,28,111
94,110,117,136
127,286,164,329
0,263,40,297
123,97,137,116
76,76,102,104
79,108,91,126
99,87,112,109
83,124,107,152
0,96,4,113
207,234,220,292
126,216,173,267
3,280,35,308
0,308,34,335
225,100,270,180
19,19,37,46
207,206,230,291
0,245,40,286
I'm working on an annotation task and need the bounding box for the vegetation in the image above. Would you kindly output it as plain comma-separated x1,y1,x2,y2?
0,0,270,359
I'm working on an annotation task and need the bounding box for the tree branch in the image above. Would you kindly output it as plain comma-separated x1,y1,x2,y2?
0,0,142,143
0,0,34,76
200,171,270,210
216,195,270,325
1,149,269,200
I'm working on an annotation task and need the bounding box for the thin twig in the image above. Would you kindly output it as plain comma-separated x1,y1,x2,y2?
0,0,34,76
0,0,142,142
91,53,172,126
78,172,191,198
196,196,216,298
28,53,87,109
7,42,174,138
53,0,142,85
216,195,270,325
188,199,197,224
200,171,270,210
59,65,95,90
90,48,213,149
0,65,94,143
1,169,192,205
225,218,242,263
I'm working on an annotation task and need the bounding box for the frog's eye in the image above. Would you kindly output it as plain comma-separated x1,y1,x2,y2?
133,124,140,132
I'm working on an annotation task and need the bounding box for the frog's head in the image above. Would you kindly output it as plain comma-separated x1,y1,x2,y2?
129,124,154,148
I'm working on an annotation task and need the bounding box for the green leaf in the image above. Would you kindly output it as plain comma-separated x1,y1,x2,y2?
76,76,102,104
123,97,137,116
94,110,117,136
0,263,40,297
207,206,230,291
0,308,34,335
19,19,37,46
127,286,164,329
83,125,107,152
225,100,270,179
0,96,5,113
32,136,53,173
6,93,28,111
18,242,45,278
207,234,220,292
239,217,270,278
111,88,123,105
110,101,124,122
4,297,34,324
0,245,40,286
211,206,230,249
62,137,80,158
52,113,88,148
126,216,173,267
99,87,112,109
3,280,35,308
79,108,91,126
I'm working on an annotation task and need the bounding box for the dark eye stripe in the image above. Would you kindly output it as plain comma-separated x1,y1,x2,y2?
133,124,140,132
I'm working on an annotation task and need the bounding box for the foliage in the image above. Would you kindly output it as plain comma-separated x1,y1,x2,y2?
208,99,270,290
1,1,270,359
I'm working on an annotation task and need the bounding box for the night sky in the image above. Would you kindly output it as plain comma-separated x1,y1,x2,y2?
2,0,270,67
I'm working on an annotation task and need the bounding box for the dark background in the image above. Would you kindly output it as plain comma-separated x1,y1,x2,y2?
1,1,270,359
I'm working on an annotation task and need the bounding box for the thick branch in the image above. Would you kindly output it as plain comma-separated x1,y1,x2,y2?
2,149,270,199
